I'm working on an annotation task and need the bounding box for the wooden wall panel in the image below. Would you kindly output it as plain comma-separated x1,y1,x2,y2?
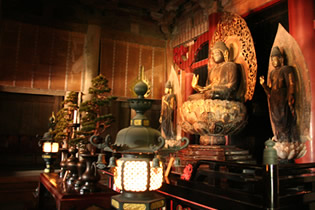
0,20,85,94
100,39,114,88
0,92,63,167
0,21,19,86
50,66,65,90
15,23,36,88
113,42,127,96
34,27,51,89
172,12,208,48
127,44,140,96
0,92,62,136
142,46,153,96
142,47,153,75
153,49,165,99
50,29,68,90
100,39,166,99
0,19,164,98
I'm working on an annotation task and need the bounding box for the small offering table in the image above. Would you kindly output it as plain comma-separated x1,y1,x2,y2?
38,173,118,210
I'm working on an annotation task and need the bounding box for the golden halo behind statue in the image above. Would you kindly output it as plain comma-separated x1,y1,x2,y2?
210,12,257,102
225,36,240,62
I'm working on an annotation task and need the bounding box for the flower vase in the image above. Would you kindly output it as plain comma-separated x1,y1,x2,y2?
79,154,100,194
74,146,89,190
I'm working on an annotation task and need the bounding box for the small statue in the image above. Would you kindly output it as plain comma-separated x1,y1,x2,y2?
159,81,177,140
260,46,296,142
190,41,240,101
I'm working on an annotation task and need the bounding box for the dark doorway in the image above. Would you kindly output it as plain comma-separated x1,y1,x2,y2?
0,92,63,170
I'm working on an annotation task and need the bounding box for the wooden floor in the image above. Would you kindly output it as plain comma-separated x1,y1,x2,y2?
0,170,41,210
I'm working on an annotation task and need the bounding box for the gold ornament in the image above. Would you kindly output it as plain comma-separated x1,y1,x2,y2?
210,12,257,102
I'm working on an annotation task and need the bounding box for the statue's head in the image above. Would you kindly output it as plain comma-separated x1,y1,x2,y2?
165,81,173,94
271,46,283,68
212,41,229,63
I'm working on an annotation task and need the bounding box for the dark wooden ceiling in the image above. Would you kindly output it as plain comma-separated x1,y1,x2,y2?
1,0,189,25
1,0,211,37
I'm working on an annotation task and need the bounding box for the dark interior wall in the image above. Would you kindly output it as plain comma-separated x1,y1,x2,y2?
0,91,160,169
0,92,63,169
0,0,165,170
0,92,62,136
231,0,289,163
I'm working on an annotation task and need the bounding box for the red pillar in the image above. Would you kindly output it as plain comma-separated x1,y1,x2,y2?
208,13,221,39
184,72,194,101
288,0,315,163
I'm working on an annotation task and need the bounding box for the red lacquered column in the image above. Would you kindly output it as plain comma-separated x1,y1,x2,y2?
288,0,315,163
208,13,220,39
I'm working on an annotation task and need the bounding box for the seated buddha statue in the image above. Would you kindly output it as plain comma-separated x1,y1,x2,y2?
189,41,240,101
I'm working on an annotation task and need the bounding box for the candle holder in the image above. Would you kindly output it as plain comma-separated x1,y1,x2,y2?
59,148,69,178
66,146,78,185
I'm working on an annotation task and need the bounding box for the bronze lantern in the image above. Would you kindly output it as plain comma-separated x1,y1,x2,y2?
90,80,166,210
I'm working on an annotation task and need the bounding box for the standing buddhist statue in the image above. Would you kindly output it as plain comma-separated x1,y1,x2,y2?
258,24,312,161
160,81,177,140
260,46,296,142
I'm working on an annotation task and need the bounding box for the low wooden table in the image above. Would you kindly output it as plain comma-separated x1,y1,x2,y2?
38,173,118,210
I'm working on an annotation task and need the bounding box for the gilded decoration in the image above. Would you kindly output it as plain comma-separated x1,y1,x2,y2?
210,12,257,102
181,99,246,136
122,203,146,210
180,12,256,145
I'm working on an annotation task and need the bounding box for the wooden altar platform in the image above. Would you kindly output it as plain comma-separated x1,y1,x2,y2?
171,145,256,175
38,173,118,210
160,160,315,209
37,161,315,210
102,160,315,209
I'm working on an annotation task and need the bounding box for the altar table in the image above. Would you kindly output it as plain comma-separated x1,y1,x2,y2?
38,173,118,210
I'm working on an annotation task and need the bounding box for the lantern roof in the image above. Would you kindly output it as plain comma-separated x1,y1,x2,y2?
112,80,165,154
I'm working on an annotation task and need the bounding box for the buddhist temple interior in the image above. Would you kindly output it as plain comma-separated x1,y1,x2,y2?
0,0,314,209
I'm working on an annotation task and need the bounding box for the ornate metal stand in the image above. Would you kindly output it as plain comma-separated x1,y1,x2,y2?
59,148,69,178
66,146,78,185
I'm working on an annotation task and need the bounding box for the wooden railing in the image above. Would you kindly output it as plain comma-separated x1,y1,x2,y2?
101,160,315,209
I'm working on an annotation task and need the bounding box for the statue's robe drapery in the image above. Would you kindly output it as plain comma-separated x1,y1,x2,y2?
268,65,296,141
205,61,240,100
161,93,177,139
